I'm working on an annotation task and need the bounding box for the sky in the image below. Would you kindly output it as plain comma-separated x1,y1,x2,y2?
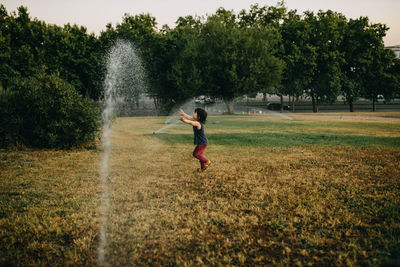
2,0,400,46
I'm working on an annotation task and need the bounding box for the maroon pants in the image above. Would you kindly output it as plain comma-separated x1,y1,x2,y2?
193,145,208,168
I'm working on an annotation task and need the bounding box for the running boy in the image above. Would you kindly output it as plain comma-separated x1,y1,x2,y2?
179,108,211,172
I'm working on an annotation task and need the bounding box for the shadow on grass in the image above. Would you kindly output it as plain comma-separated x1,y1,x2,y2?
146,132,400,147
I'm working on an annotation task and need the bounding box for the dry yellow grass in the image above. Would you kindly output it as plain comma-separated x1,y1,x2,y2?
1,114,400,266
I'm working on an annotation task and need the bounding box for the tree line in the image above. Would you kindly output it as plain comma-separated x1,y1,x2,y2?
0,2,399,147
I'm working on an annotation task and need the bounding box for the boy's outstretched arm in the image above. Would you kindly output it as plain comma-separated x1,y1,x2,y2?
179,116,201,130
178,109,194,120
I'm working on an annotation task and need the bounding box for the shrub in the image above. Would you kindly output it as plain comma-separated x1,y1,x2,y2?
0,70,101,148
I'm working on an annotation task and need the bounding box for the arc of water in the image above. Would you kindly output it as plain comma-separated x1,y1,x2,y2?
153,120,181,134
97,40,145,265
97,47,119,266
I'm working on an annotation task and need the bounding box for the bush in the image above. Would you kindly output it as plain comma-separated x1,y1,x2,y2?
0,70,101,148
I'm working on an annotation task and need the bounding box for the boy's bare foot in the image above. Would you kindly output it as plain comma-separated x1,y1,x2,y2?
203,160,212,170
196,161,211,173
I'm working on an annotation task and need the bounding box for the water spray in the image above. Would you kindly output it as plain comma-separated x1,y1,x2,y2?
98,40,145,265
152,120,181,134
152,99,202,135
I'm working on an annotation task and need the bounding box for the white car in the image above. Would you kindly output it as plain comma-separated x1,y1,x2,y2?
195,96,214,104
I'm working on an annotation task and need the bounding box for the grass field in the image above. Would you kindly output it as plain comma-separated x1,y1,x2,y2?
1,112,400,266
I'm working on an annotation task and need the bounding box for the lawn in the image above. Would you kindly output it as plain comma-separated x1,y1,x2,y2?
1,113,400,265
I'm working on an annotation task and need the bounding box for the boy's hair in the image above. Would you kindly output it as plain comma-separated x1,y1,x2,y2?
195,108,207,124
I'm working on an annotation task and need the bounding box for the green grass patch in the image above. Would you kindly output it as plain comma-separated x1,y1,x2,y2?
149,132,400,147
150,115,400,147
205,116,400,134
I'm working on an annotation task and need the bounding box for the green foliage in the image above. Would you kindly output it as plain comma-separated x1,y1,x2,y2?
339,17,395,112
339,17,370,110
48,24,104,100
0,69,101,148
0,5,103,99
389,58,400,98
98,13,160,111
363,44,397,104
146,16,203,113
302,11,347,112
280,10,317,102
197,8,284,113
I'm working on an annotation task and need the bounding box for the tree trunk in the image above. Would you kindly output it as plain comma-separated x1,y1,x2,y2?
372,97,376,112
263,92,267,102
291,95,295,112
349,99,354,112
280,95,284,113
153,97,159,110
312,95,318,113
135,95,140,109
224,98,235,115
246,96,249,115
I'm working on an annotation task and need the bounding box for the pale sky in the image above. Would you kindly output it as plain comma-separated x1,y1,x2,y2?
2,0,400,46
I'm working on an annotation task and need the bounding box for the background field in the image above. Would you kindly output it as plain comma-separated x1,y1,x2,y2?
1,112,400,266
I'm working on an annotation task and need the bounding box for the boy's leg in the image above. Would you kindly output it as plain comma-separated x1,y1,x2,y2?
196,145,208,166
198,145,211,170
193,146,203,168
193,145,208,169
193,145,200,159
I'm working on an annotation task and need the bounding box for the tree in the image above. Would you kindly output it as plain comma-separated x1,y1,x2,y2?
0,5,102,148
0,68,100,148
339,17,391,112
197,8,283,114
0,5,103,100
303,10,347,113
238,2,286,103
280,10,317,112
138,15,203,113
239,26,283,104
2,6,39,88
352,21,395,112
239,1,287,29
0,5,12,91
389,58,400,99
99,13,159,109
340,17,367,112
45,23,103,99
363,45,397,111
